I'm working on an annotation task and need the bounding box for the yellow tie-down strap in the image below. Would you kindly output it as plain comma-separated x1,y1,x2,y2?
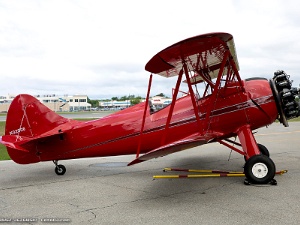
153,168,288,179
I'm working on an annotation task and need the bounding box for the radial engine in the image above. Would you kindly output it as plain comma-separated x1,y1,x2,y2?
270,70,300,127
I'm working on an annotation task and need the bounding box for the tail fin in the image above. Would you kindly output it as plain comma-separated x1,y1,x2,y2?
3,94,70,164
5,94,68,137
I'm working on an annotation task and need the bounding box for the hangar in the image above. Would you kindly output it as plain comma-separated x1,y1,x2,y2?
0,94,91,112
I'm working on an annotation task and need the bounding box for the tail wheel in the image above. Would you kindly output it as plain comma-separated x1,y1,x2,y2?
244,155,275,184
55,165,66,175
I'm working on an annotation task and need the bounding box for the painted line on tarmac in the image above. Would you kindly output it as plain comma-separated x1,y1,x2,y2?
256,130,300,136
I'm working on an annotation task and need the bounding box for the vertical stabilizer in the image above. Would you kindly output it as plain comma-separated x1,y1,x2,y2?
3,94,71,164
5,94,69,137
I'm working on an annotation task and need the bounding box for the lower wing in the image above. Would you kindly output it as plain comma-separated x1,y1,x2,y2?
128,132,213,166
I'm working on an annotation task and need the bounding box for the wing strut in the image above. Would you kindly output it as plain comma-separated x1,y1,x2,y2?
229,54,244,90
136,74,153,158
161,69,183,145
183,62,201,127
161,62,203,145
205,49,230,122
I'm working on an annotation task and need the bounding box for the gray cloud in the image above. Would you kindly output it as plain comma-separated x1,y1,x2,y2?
87,62,144,74
0,0,300,99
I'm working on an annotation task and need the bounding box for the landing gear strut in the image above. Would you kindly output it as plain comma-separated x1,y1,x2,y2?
53,160,66,175
237,125,276,185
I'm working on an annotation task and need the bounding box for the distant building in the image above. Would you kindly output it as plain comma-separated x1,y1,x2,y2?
65,94,91,111
99,100,131,109
150,96,172,110
98,96,172,111
0,94,91,112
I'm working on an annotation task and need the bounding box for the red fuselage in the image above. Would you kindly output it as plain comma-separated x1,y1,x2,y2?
20,78,276,164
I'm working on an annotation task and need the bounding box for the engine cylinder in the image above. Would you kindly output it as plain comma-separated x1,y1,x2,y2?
270,70,300,127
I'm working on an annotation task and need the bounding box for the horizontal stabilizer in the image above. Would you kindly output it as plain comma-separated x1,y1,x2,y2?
128,133,208,166
0,135,31,152
1,124,74,153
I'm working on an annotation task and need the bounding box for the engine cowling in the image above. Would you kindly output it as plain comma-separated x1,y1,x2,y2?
270,70,300,127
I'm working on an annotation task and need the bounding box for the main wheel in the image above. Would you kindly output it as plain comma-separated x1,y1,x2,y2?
244,155,275,184
55,165,66,175
257,144,270,157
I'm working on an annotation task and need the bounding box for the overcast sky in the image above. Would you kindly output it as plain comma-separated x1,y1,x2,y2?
0,0,299,99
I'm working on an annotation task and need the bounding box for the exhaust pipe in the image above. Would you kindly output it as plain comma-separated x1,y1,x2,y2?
269,70,300,127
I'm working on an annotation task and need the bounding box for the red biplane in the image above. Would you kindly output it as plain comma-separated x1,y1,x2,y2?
0,32,299,184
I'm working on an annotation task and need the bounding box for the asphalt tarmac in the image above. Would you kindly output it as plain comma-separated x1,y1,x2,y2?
0,122,300,224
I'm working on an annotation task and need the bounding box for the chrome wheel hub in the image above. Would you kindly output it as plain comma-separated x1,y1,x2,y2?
252,163,268,178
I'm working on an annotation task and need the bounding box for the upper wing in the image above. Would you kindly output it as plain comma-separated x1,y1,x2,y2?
145,32,239,81
128,132,217,166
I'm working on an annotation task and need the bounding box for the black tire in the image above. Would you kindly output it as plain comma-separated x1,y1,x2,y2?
257,144,270,157
55,165,66,175
244,155,275,184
